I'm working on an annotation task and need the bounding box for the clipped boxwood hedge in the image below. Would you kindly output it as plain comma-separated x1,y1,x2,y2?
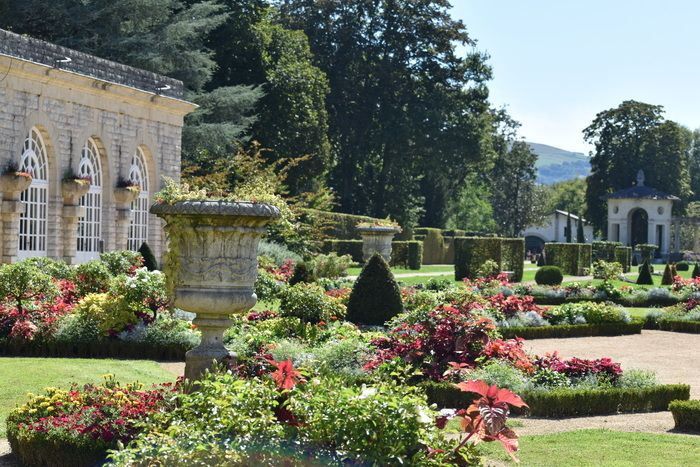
301,209,387,240
421,382,690,417
0,339,188,361
614,246,632,273
592,241,622,262
413,228,445,264
499,321,644,339
7,435,105,467
657,320,700,334
669,400,700,432
544,242,592,276
391,241,423,270
454,237,524,282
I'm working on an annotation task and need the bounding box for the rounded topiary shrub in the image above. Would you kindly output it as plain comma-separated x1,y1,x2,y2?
346,253,403,325
676,261,690,272
535,266,563,286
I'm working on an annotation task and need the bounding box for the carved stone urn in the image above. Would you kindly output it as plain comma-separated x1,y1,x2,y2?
356,225,402,263
0,173,32,263
151,200,280,380
61,179,90,263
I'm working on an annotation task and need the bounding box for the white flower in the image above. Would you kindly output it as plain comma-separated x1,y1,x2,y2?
416,406,433,424
357,385,378,399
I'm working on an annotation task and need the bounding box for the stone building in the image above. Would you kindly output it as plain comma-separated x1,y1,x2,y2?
522,210,595,254
606,170,678,258
0,29,196,264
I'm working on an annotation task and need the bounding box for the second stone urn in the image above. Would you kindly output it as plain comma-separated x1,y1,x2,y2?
151,200,280,380
356,224,402,263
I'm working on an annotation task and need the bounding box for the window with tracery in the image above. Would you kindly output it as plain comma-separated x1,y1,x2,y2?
127,148,149,251
76,138,103,261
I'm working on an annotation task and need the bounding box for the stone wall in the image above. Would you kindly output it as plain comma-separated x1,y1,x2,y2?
0,33,195,265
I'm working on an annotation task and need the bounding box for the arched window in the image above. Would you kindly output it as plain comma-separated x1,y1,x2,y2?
127,148,149,251
18,128,49,259
76,138,103,262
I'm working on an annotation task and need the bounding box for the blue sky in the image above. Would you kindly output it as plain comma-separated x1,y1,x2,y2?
451,1,700,154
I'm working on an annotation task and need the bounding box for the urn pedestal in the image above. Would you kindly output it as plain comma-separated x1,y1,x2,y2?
151,200,280,380
114,187,140,251
61,180,90,264
0,174,32,263
356,225,401,263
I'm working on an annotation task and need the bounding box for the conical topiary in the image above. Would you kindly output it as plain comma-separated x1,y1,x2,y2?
693,263,700,279
138,242,158,271
346,253,403,326
637,260,654,285
661,262,674,286
631,254,639,267
576,217,585,243
289,262,312,285
537,253,546,267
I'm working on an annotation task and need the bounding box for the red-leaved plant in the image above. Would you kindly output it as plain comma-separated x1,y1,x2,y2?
447,380,528,463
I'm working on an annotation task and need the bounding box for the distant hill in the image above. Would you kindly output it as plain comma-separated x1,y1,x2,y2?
528,142,590,184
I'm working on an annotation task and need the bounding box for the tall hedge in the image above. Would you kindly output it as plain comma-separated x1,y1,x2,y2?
390,241,423,270
322,240,363,262
614,246,632,273
413,228,444,264
544,243,592,276
592,241,622,262
454,237,524,282
346,254,403,325
501,238,525,282
302,209,390,240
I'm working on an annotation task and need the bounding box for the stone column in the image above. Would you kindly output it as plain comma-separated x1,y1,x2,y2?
0,174,32,264
61,180,90,264
113,187,139,250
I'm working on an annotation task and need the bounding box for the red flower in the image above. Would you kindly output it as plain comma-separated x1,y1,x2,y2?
270,359,304,390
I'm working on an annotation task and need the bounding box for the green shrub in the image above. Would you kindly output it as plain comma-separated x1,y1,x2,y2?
661,262,674,285
257,240,302,265
279,283,346,324
676,261,691,271
618,369,658,389
669,400,700,432
544,242,592,275
468,360,527,393
23,257,75,280
346,254,403,325
322,239,363,263
313,338,371,382
614,246,632,272
75,260,113,296
309,252,352,279
288,261,313,285
138,242,158,271
535,265,563,285
0,261,58,311
592,260,622,280
637,260,654,285
693,263,700,279
99,251,143,276
547,302,629,325
255,269,283,302
303,209,387,240
476,259,500,278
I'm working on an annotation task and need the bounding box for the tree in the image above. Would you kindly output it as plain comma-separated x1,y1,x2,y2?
576,216,585,243
205,2,331,195
443,174,497,232
584,100,692,233
565,213,572,243
542,178,587,216
689,129,700,201
2,0,229,91
277,0,494,228
488,116,544,237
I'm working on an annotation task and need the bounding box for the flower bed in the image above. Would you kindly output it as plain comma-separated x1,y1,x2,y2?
0,254,199,359
6,376,174,467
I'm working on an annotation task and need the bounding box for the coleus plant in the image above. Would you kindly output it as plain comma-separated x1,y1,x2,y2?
440,380,528,463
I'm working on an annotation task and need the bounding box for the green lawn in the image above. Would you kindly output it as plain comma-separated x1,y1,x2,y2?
0,358,175,437
346,263,454,276
479,429,700,466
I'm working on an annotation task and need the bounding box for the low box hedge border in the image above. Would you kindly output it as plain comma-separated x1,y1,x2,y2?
657,320,700,334
0,339,188,361
499,321,643,339
669,400,700,432
530,295,681,307
7,434,105,467
421,382,690,418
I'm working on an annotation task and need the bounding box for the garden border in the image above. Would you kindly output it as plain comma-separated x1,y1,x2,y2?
421,382,690,417
0,339,188,361
499,321,643,339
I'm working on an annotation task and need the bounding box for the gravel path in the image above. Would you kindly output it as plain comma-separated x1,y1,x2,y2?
516,411,677,436
524,330,700,398
0,440,15,467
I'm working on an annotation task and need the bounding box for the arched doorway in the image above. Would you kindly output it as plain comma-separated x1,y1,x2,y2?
525,235,545,255
629,208,648,247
